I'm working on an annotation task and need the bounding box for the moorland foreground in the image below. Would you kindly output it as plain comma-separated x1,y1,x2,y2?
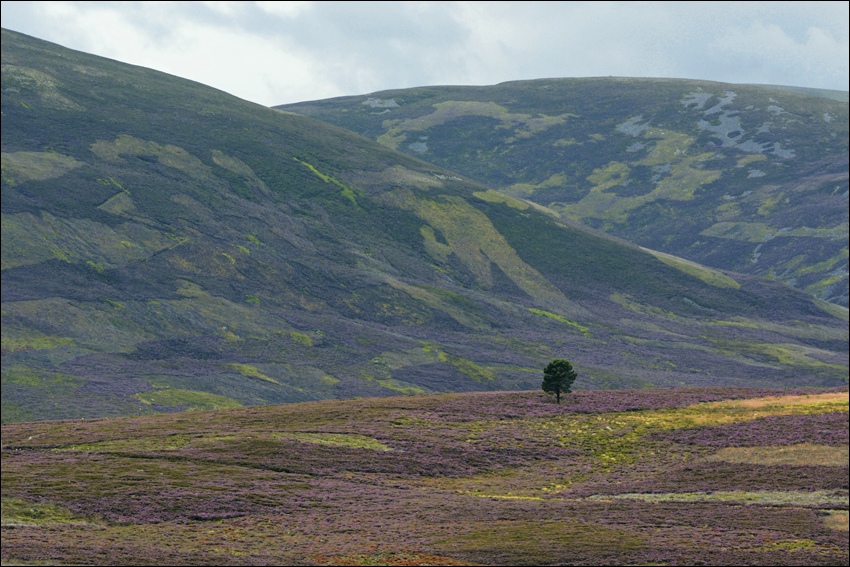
2,386,848,566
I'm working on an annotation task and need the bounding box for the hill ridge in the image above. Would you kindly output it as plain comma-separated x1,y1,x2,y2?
1,28,848,425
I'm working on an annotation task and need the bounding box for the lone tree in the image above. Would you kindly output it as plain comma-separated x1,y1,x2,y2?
542,358,577,404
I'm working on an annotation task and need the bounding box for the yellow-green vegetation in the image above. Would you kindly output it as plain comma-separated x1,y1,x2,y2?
422,344,496,382
451,392,849,496
701,221,848,242
708,315,850,340
211,149,270,195
557,128,722,224
91,135,212,179
0,65,84,110
2,498,95,526
225,363,280,384
588,490,848,507
135,389,243,410
271,432,392,452
373,343,496,383
707,339,849,373
1,366,82,388
640,247,740,289
383,279,486,330
813,298,849,322
380,188,569,308
360,372,428,395
736,154,768,167
2,298,148,353
705,443,848,466
528,308,590,336
609,292,677,319
1,335,74,353
472,189,529,210
824,511,849,531
376,100,574,149
1,211,175,270
502,173,568,200
289,331,313,346
0,151,83,185
293,157,359,205
97,190,137,216
56,435,195,453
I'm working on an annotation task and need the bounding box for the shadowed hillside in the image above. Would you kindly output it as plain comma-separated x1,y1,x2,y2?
2,387,848,565
279,77,849,307
1,29,848,424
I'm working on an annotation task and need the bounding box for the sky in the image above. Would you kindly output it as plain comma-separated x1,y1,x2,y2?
1,1,848,107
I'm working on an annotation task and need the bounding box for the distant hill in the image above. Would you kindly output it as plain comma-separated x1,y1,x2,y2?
2,386,848,565
1,29,848,423
746,84,849,103
279,77,849,307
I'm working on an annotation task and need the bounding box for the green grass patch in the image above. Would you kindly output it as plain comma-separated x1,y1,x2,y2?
587,490,848,507
135,388,243,410
225,363,280,384
272,432,392,452
0,150,82,185
705,443,848,467
1,497,96,526
528,308,590,336
641,247,740,289
1,336,74,353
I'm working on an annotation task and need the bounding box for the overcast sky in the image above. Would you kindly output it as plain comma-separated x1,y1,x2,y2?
2,1,848,107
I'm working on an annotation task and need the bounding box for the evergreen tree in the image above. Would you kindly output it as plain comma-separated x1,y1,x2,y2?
542,359,577,403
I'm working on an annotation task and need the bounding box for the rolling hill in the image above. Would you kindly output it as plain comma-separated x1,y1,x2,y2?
1,29,848,424
2,387,848,565
278,77,849,307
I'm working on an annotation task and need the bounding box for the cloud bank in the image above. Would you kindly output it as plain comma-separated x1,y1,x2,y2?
2,1,848,106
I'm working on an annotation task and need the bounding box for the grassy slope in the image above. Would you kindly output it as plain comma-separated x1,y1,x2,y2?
2,386,848,566
1,29,848,425
279,77,849,308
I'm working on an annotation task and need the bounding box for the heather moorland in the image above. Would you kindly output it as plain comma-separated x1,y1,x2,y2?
2,386,848,565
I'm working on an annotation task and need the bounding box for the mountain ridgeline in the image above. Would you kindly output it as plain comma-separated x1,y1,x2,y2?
279,77,849,308
1,29,848,423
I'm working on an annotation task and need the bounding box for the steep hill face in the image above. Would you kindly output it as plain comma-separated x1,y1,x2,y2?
279,78,849,307
2,29,848,423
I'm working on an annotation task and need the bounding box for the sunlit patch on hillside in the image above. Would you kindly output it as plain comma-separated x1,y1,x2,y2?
704,392,849,410
704,443,849,467
640,247,740,289
0,151,82,185
587,489,849,507
272,432,392,452
135,388,243,411
1,498,98,527
314,551,484,566
824,511,849,531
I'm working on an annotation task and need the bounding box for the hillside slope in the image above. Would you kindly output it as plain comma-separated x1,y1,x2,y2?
1,29,848,423
279,77,849,307
2,387,848,565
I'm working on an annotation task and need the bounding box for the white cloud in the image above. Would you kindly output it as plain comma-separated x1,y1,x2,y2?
1,0,847,106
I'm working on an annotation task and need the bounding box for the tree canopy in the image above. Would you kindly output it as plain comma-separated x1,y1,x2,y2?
542,359,577,403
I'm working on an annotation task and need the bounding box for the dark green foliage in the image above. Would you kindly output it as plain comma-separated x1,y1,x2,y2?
542,358,578,403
